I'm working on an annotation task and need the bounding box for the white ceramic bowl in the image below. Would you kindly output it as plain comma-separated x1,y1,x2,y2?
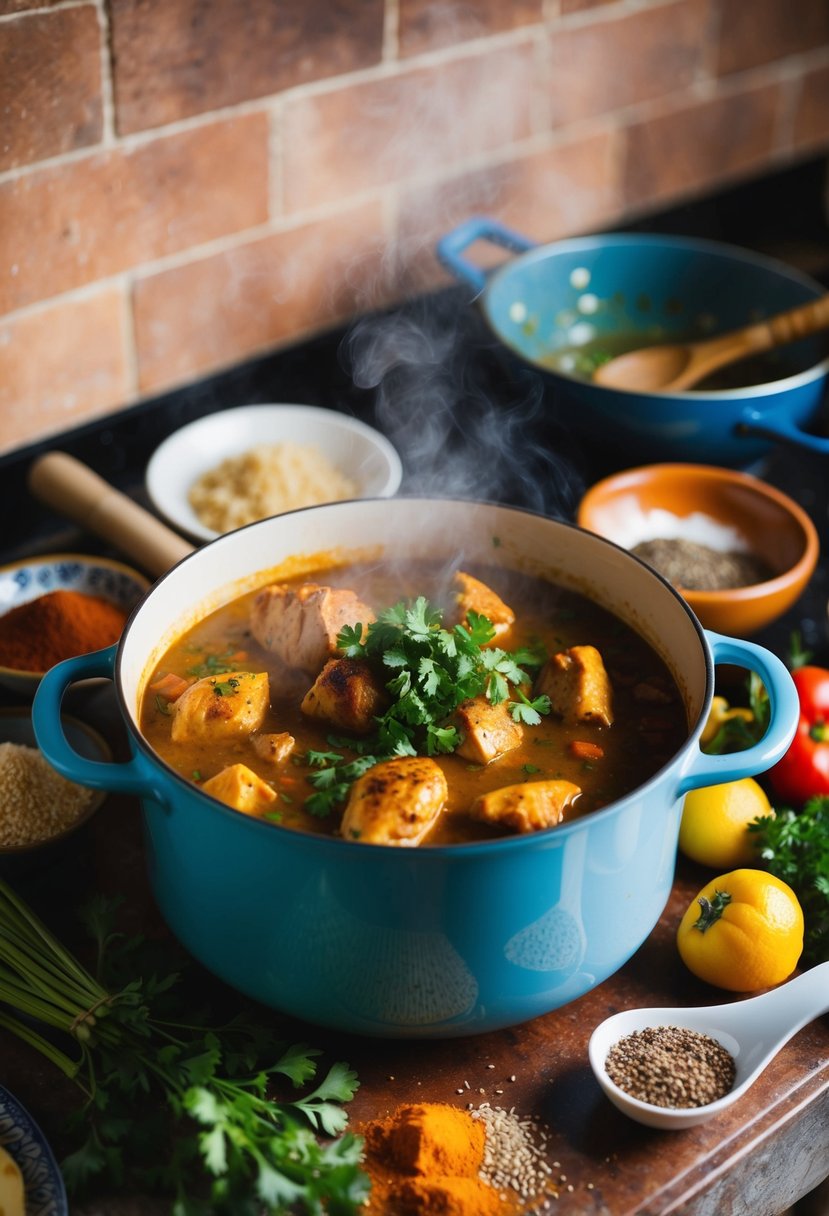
0,554,150,697
145,404,403,543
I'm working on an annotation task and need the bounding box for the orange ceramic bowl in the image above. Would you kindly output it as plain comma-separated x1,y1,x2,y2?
576,463,819,636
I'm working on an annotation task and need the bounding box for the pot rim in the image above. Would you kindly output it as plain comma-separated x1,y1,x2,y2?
479,232,829,398
114,495,714,856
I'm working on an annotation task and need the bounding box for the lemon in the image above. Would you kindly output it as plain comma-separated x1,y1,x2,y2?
679,777,772,869
677,869,803,992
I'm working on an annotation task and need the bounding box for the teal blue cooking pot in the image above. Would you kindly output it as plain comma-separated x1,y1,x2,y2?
438,219,829,466
32,500,798,1038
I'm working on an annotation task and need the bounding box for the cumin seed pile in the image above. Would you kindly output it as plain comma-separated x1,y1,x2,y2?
470,1102,556,1206
605,1025,736,1108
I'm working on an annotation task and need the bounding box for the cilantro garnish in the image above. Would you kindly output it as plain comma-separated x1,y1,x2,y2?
186,647,249,679
303,595,548,816
511,689,552,726
212,677,240,697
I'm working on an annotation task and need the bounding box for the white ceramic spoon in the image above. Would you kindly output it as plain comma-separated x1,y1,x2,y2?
588,962,829,1130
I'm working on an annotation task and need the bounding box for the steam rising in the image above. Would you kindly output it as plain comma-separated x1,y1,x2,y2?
341,296,586,519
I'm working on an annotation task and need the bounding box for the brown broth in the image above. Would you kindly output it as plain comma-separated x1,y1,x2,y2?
139,561,688,844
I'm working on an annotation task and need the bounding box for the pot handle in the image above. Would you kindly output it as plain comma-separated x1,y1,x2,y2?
738,406,829,455
436,217,535,295
675,632,799,797
32,645,169,804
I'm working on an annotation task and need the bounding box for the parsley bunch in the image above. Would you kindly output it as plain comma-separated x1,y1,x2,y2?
750,795,829,966
306,597,549,816
0,883,366,1214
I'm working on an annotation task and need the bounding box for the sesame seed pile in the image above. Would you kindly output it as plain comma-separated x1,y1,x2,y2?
605,1025,736,1108
471,1101,557,1210
0,742,95,847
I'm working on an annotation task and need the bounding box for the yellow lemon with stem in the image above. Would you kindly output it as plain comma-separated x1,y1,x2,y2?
679,777,772,869
677,869,803,992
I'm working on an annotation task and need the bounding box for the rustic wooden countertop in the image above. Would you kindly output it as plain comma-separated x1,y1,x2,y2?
1,685,826,1216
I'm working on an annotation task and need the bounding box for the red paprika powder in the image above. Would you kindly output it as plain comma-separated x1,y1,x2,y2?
0,590,128,672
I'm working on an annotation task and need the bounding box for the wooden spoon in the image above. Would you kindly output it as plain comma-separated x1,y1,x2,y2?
28,451,194,578
592,291,829,393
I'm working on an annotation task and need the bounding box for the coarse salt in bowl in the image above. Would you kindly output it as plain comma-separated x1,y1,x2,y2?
145,404,403,544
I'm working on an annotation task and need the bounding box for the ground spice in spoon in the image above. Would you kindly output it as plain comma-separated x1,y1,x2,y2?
631,538,773,591
605,1025,736,1108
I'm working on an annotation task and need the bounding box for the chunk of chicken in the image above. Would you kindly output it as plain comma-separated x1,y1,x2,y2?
535,645,613,727
471,780,581,834
452,696,523,765
171,671,269,743
201,763,277,816
252,731,295,767
250,582,375,674
301,658,387,735
340,757,448,845
451,571,515,641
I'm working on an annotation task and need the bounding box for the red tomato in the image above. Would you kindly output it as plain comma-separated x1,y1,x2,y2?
767,666,829,806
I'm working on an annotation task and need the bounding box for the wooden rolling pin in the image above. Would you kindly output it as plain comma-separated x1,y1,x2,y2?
28,451,194,579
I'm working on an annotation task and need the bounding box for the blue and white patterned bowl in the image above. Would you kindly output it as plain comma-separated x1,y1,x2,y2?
0,1084,67,1216
0,554,150,696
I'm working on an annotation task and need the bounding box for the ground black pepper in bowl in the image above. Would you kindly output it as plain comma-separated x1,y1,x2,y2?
631,538,774,592
605,1025,736,1109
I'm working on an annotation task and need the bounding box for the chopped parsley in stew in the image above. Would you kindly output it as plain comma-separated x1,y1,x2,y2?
140,560,687,846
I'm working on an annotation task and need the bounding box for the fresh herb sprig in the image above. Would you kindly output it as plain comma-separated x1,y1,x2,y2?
186,646,250,680
750,795,829,966
306,597,548,816
0,884,366,1213
342,597,548,739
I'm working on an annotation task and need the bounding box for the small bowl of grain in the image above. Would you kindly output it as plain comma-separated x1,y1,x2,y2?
0,708,108,874
577,463,819,636
145,404,403,544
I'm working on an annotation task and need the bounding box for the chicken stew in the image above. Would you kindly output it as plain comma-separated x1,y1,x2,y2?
140,560,688,846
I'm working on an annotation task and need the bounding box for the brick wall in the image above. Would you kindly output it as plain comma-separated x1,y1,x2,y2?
1,0,828,454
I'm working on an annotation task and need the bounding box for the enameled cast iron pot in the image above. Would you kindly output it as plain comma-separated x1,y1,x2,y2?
32,500,798,1039
438,220,829,467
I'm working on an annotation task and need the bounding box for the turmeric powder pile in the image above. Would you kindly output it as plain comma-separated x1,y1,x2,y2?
360,1102,515,1216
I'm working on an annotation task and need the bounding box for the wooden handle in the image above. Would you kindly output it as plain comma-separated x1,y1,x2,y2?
28,451,194,579
746,291,829,352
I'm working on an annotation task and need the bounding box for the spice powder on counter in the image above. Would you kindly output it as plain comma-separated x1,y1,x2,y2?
631,538,774,591
360,1102,507,1215
605,1025,736,1108
359,1101,557,1215
0,590,128,672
